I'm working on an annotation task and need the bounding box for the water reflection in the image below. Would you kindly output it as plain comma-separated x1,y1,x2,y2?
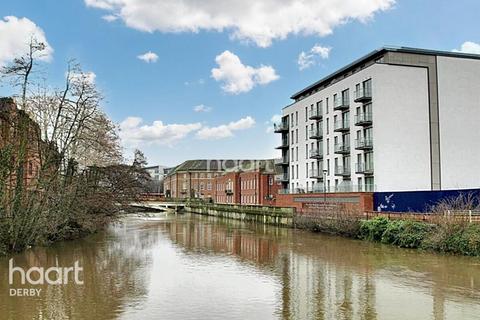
0,213,479,320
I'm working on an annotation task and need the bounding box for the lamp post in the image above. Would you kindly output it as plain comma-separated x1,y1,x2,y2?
323,169,328,212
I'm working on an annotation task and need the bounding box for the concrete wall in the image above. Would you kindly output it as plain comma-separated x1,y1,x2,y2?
437,56,480,189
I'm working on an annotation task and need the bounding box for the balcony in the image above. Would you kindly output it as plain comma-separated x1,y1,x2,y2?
225,189,233,195
275,138,289,149
354,112,372,126
334,143,350,154
334,120,350,132
354,87,372,103
276,172,289,183
334,165,351,177
355,162,374,175
273,122,289,133
333,97,349,111
309,127,323,140
309,148,323,159
355,138,373,150
309,108,323,120
309,169,324,180
274,157,289,166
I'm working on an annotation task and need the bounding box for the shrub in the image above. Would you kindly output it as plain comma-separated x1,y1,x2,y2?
421,223,480,256
396,221,433,248
359,217,389,241
381,220,405,245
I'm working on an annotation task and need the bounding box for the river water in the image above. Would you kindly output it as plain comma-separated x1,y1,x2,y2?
0,213,479,320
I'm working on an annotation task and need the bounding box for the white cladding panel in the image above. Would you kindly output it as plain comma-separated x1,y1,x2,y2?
372,64,431,191
437,56,480,190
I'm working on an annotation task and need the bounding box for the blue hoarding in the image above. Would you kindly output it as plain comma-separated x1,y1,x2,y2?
373,188,480,212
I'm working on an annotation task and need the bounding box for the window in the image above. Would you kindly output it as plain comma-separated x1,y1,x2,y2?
327,159,330,175
296,147,298,161
291,165,295,179
291,147,294,161
326,138,330,155
295,129,298,143
326,97,329,114
295,111,298,125
291,113,294,126
326,118,329,134
342,89,349,105
305,126,308,140
305,107,308,121
296,165,299,179
306,144,308,159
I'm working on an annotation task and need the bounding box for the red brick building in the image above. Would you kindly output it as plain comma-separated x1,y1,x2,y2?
0,97,43,189
214,171,240,204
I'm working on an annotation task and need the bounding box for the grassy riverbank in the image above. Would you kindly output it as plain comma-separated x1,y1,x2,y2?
296,215,480,256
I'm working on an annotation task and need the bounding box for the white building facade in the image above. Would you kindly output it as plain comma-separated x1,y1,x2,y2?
275,47,480,193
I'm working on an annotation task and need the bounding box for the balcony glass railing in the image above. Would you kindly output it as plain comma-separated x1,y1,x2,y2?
354,112,372,125
309,108,323,119
354,87,372,101
309,128,323,139
279,184,376,194
355,138,373,149
309,169,324,179
309,148,323,159
273,122,289,132
334,143,350,154
334,165,351,176
355,162,374,174
334,120,350,131
333,97,349,110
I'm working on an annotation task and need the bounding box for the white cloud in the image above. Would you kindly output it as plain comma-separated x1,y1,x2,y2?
193,104,212,112
453,41,480,55
211,51,279,94
0,16,53,67
119,116,202,146
298,44,331,70
137,51,159,63
102,14,118,22
196,116,255,140
70,71,96,85
84,0,395,47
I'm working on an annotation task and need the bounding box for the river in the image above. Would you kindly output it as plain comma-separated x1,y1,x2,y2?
0,212,479,319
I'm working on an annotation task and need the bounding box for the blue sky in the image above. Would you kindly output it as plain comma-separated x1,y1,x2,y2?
0,0,479,167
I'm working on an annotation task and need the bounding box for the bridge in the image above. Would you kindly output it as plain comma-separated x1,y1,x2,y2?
130,201,186,212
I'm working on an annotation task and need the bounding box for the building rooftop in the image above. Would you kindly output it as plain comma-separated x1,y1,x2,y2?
167,159,277,176
289,46,480,102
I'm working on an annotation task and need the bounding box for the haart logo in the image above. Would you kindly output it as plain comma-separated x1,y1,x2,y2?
8,259,84,297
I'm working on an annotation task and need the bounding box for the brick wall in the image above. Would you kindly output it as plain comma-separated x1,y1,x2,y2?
275,192,374,212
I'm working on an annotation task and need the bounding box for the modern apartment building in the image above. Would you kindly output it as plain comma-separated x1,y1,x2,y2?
275,46,480,193
144,165,170,193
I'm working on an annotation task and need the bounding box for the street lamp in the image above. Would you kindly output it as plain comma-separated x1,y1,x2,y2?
323,169,328,212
